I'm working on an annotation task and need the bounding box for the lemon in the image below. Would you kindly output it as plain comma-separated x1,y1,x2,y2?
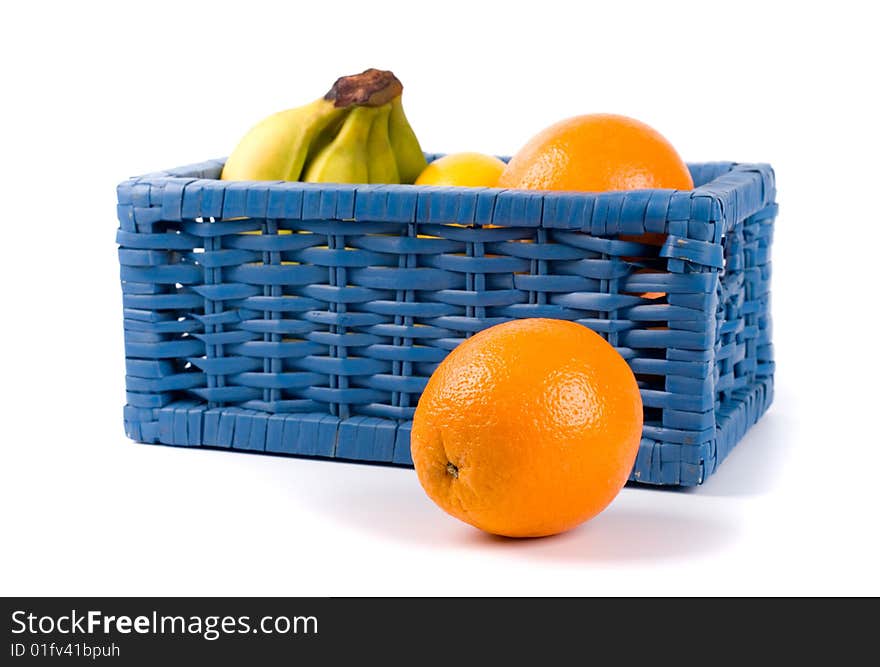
414,152,507,187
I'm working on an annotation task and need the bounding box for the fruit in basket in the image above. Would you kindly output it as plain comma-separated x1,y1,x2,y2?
414,152,507,187
220,98,347,182
410,318,643,538
366,104,400,184
303,106,377,183
499,114,691,301
389,97,428,183
221,69,426,184
498,113,693,192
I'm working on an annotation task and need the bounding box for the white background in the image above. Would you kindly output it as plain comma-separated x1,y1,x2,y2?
1,0,878,596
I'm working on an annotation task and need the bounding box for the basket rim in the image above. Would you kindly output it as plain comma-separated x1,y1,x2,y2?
118,158,775,234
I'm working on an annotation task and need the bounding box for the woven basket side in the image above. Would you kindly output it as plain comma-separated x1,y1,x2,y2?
118,179,208,442
118,161,776,485
705,202,775,476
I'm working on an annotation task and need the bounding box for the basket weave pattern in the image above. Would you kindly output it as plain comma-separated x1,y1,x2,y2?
117,157,776,486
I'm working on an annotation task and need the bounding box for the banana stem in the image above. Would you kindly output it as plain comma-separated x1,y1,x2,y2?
325,68,404,108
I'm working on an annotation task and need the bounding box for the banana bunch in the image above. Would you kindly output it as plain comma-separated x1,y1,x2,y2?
221,69,427,184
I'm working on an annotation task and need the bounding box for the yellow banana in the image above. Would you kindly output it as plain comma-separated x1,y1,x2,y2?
303,106,377,183
367,104,400,184
221,68,425,186
221,98,347,181
388,96,427,184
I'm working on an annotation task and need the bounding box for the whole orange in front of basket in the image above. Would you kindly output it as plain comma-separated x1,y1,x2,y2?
498,113,693,192
410,318,643,538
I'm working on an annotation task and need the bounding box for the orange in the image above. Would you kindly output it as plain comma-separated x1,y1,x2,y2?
414,152,507,187
498,113,693,192
411,318,643,538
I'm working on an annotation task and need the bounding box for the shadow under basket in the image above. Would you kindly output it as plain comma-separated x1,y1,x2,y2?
117,156,776,486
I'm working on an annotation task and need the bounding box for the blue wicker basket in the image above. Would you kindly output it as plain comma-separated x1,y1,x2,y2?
116,156,776,486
